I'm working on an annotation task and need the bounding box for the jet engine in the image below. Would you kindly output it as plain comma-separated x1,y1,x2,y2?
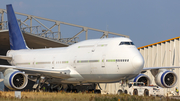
3,69,28,90
155,70,177,88
133,74,151,86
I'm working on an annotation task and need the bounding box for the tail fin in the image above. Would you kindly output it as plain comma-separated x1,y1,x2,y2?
6,4,28,50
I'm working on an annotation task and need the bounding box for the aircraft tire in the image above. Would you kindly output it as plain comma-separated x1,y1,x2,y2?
124,90,128,94
133,89,138,95
72,89,78,93
94,89,101,94
144,89,149,96
117,89,123,95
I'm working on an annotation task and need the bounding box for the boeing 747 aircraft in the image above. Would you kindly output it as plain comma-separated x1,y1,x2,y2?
0,4,178,93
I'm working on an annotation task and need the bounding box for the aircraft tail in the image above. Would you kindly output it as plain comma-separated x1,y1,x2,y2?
6,4,28,50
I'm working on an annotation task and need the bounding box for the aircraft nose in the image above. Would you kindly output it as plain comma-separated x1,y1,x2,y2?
132,55,144,70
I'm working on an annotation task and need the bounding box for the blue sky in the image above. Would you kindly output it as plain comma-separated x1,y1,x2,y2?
1,0,180,47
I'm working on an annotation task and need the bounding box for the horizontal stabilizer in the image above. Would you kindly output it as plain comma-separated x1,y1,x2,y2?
0,55,12,61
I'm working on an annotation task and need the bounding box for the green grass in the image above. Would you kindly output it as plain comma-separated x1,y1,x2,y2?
0,91,179,101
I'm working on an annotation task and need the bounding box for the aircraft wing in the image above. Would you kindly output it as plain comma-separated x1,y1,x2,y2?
0,55,12,61
142,66,180,72
0,65,72,79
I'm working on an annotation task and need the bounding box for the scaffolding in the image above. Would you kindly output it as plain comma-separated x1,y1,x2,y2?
0,8,129,45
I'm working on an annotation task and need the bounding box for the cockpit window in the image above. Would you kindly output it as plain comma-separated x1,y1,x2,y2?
119,42,134,45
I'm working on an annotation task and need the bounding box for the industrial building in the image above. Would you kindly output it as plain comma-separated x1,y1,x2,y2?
138,36,180,95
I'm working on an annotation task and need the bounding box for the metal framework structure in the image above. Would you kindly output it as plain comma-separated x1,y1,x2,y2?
0,8,129,45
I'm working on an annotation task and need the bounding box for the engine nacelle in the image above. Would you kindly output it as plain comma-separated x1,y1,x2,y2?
133,74,151,86
4,69,28,90
155,70,177,88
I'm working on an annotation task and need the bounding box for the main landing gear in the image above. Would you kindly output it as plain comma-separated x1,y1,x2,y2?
32,76,49,92
32,78,102,94
53,83,102,93
87,83,101,94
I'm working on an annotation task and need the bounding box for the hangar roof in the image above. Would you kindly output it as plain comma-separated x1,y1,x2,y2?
138,36,180,49
0,30,68,49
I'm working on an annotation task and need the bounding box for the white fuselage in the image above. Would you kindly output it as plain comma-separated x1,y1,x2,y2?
6,37,144,84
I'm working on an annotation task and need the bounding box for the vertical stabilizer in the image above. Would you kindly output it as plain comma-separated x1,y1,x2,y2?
6,4,28,50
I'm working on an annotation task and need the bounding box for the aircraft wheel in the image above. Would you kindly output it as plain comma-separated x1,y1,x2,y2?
133,89,138,95
72,89,78,93
144,89,149,96
66,88,71,93
124,90,128,94
117,89,123,95
88,89,94,93
94,89,101,94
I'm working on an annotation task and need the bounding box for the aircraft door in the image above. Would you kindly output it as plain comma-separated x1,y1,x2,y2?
33,58,36,67
100,54,107,78
101,55,106,68
52,57,56,69
73,56,77,68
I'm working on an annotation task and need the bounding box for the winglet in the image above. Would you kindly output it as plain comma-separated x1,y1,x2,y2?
6,4,28,50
